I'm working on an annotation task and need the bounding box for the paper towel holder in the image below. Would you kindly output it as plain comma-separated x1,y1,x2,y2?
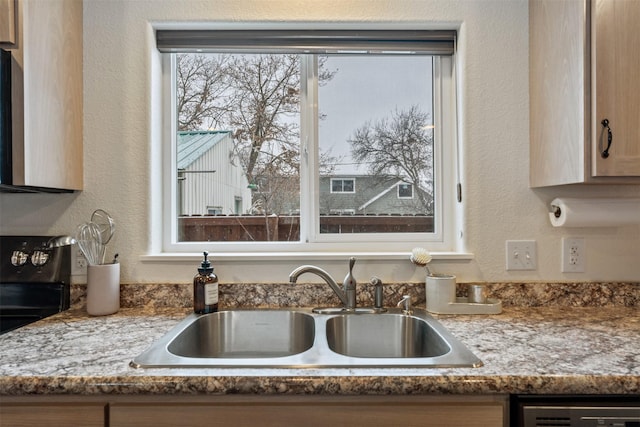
548,197,640,228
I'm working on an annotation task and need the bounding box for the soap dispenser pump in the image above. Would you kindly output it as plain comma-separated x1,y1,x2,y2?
193,251,218,314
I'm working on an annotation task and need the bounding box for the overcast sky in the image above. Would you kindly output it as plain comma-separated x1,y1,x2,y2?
318,55,434,174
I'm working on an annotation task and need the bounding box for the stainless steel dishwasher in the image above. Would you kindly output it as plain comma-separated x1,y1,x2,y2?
511,395,640,427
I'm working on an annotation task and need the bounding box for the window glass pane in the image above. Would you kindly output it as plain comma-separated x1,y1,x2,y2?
174,52,439,243
176,53,301,242
330,178,355,193
398,183,413,198
318,55,434,234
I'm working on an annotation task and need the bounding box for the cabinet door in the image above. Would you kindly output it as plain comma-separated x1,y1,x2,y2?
592,0,640,177
19,0,83,189
0,0,15,44
529,0,589,187
110,401,504,427
0,403,105,427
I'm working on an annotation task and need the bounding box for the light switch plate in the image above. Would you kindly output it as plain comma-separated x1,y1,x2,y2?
506,240,537,271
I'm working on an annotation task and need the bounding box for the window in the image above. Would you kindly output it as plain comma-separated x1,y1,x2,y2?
329,209,356,216
159,29,458,253
331,178,355,194
207,206,222,215
398,183,413,199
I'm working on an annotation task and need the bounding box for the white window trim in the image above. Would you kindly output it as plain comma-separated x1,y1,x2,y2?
207,206,223,215
397,183,414,199
159,47,462,256
329,178,356,194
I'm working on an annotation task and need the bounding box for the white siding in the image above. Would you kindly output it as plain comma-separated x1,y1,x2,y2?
179,134,251,216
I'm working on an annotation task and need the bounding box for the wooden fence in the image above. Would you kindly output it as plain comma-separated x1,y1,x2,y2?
178,215,434,241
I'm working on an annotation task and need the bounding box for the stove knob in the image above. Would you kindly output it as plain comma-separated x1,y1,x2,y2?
30,250,50,267
11,250,29,266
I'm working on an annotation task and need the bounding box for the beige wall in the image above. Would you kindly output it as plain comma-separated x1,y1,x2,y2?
0,0,638,284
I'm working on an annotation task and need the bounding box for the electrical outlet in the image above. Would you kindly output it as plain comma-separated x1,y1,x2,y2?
506,240,537,271
71,246,88,276
562,237,585,273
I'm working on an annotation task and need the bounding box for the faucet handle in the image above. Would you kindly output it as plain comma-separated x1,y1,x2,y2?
343,257,356,289
396,295,413,315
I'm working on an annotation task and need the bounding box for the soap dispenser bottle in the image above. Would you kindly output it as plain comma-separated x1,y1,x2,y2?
193,251,218,314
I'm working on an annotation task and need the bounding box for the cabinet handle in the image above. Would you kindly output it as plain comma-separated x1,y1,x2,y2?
600,119,612,159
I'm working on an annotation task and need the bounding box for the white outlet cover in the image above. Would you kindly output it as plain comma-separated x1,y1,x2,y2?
506,240,537,271
562,237,586,273
71,246,88,276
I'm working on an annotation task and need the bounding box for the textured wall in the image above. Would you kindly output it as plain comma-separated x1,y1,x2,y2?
1,0,638,284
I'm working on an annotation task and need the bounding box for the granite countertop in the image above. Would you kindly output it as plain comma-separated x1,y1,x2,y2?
1,305,638,396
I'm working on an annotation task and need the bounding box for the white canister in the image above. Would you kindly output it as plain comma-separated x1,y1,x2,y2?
86,263,120,316
425,274,456,313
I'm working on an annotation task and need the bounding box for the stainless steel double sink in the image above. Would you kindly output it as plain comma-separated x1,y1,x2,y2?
130,308,482,369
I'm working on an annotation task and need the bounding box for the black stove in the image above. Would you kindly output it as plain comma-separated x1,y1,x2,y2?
0,235,71,334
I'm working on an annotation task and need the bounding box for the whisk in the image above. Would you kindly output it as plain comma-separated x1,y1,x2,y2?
76,222,104,265
91,209,115,264
91,209,115,246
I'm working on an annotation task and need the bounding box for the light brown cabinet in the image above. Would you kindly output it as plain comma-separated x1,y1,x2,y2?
0,0,16,44
0,402,105,427
1,0,82,191
529,0,640,187
110,398,505,427
0,395,508,427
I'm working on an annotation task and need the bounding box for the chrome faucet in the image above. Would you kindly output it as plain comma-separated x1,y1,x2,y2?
289,257,357,310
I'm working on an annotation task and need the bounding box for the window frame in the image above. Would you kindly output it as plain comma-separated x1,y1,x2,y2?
160,44,459,254
397,183,414,199
206,206,223,215
330,178,356,194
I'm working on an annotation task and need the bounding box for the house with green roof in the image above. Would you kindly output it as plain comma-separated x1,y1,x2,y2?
177,131,251,216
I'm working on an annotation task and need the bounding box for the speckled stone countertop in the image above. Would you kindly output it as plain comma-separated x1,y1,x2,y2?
1,282,639,397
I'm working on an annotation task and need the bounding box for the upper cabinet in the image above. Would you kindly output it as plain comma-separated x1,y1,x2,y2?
529,0,640,187
0,0,16,44
2,0,82,191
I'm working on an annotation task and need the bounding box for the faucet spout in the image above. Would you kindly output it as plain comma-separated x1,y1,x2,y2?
289,265,349,307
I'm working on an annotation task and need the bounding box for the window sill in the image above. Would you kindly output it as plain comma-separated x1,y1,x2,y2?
140,251,474,263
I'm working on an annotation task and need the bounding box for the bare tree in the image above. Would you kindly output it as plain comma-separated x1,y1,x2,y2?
225,54,301,184
225,55,336,183
348,105,434,213
176,54,232,131
177,53,338,242
177,53,336,210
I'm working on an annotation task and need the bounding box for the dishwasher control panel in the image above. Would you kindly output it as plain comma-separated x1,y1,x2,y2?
522,405,640,427
512,395,640,427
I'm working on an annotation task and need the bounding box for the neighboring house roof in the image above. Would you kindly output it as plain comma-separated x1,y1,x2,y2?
358,179,405,211
177,130,231,170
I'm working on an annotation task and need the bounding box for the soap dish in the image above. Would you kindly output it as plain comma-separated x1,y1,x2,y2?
425,275,503,315
426,297,502,315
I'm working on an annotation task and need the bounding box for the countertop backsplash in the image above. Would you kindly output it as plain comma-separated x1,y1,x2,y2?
70,281,639,310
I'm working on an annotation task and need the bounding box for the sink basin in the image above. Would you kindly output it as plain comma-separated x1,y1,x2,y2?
131,308,482,369
168,310,315,358
326,314,450,358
